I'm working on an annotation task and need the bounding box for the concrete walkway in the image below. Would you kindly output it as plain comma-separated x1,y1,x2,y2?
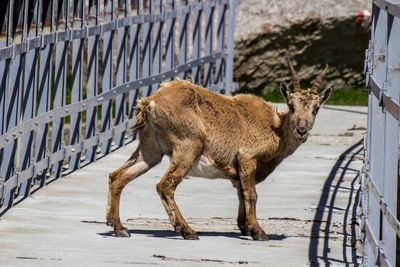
0,105,367,266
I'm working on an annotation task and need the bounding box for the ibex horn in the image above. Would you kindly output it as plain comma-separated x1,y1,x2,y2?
311,64,329,93
287,58,301,92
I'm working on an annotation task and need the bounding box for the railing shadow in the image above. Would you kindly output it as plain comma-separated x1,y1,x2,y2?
308,139,363,266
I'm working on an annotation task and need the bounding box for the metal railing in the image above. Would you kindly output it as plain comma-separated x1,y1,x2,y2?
363,0,400,266
0,0,238,215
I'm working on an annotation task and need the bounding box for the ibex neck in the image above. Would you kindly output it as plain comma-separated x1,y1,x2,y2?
279,112,303,158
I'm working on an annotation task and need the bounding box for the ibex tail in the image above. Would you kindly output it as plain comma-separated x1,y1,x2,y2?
131,98,150,133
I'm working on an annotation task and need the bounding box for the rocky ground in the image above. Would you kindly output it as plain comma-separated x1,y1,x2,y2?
234,0,371,93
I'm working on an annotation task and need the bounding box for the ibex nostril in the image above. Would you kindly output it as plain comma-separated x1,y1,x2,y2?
296,127,307,136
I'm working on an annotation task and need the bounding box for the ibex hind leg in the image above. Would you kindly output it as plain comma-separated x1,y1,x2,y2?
156,142,202,240
106,141,162,237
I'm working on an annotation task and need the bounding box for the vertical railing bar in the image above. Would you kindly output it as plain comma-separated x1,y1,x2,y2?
224,0,235,95
192,0,201,84
204,0,214,88
51,0,68,178
129,0,142,121
17,0,38,198
0,1,12,209
101,0,115,155
363,7,376,265
128,0,140,123
124,0,130,135
178,0,188,79
151,0,162,92
69,0,85,171
11,0,25,201
127,0,140,135
34,0,52,188
165,0,175,73
215,0,225,86
142,0,153,97
114,0,128,148
86,0,100,161
2,0,22,208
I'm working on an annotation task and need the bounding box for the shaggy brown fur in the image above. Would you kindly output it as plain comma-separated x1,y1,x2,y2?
106,60,332,240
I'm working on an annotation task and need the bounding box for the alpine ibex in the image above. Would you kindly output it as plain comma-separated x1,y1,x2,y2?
106,59,332,240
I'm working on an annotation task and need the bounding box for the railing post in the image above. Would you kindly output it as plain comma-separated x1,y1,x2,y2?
203,0,214,87
151,0,162,92
69,0,85,171
141,0,153,97
85,0,100,162
366,4,387,266
34,0,52,188
18,0,40,197
0,1,10,209
225,0,236,95
165,0,175,72
101,0,115,155
1,0,18,209
128,0,140,121
192,0,201,83
114,0,128,148
382,11,400,266
52,0,69,177
178,0,188,80
215,0,226,89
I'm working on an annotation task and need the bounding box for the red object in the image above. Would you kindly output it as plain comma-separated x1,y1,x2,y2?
356,10,372,27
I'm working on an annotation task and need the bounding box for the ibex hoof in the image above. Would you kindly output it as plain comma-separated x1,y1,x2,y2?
106,218,114,227
174,225,182,233
252,232,268,241
238,225,251,236
182,233,199,240
115,228,131,238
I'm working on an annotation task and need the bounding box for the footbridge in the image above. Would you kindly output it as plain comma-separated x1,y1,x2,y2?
0,0,399,266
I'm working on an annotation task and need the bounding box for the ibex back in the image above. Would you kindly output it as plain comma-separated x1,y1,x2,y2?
106,59,332,240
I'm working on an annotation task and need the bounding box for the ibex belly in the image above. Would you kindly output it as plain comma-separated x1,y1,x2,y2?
188,155,229,179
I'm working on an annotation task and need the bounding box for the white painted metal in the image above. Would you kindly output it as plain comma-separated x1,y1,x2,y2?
363,1,400,266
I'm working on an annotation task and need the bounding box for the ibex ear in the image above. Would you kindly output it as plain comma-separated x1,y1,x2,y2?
319,87,332,104
280,82,290,103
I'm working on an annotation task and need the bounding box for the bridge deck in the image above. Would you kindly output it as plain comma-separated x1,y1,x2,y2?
0,105,366,266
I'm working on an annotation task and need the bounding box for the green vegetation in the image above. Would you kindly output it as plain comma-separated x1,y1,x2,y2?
260,87,368,106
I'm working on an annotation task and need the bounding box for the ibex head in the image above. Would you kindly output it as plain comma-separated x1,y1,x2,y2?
280,58,332,143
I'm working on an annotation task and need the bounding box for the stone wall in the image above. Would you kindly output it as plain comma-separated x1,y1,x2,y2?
233,0,371,93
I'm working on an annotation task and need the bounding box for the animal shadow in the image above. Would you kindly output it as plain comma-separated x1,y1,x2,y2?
97,229,287,241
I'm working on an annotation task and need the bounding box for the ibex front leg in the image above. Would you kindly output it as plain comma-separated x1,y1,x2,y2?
232,181,250,236
238,155,268,241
